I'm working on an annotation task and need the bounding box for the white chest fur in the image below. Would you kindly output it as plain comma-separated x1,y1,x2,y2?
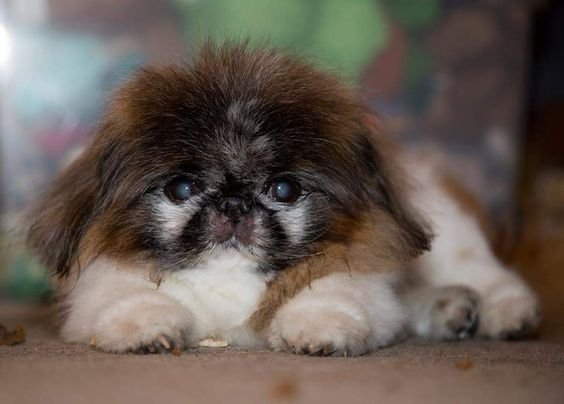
159,251,267,338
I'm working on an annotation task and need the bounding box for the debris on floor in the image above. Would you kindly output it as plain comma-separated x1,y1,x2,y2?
455,357,474,371
0,324,26,346
198,337,229,348
271,376,299,400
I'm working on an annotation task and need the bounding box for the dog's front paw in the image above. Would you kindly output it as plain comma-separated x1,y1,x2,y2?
479,285,541,339
268,307,371,357
87,294,193,354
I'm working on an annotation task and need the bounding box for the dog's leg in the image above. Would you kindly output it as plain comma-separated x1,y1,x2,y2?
60,259,194,353
404,285,480,340
406,162,540,340
268,272,405,356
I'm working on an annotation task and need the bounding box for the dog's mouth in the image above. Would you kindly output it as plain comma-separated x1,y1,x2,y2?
210,234,266,263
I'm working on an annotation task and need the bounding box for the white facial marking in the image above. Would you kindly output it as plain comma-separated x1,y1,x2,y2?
277,199,310,243
154,196,201,241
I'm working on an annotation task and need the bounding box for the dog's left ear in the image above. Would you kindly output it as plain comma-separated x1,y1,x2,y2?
355,114,433,259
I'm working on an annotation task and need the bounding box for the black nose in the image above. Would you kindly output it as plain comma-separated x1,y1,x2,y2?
217,196,252,220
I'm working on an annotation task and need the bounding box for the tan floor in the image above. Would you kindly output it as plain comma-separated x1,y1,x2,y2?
1,304,563,404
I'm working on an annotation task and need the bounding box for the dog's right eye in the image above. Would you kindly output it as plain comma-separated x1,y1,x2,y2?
164,177,200,202
267,178,301,203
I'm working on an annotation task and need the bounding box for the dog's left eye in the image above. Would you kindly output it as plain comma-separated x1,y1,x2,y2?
164,177,200,202
267,178,301,203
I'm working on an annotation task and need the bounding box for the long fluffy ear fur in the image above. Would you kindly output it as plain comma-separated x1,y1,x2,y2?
359,114,433,260
26,149,103,278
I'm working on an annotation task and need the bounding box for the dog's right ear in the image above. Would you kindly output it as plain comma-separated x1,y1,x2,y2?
26,68,166,277
26,149,103,277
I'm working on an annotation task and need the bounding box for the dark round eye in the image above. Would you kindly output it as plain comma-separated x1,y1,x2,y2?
164,177,199,202
268,178,301,203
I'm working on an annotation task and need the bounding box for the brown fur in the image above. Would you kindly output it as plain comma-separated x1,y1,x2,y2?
27,42,432,333
249,208,426,332
248,118,431,333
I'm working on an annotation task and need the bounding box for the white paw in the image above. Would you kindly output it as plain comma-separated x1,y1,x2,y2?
430,286,480,341
479,285,540,339
409,286,480,341
268,306,371,357
87,293,193,353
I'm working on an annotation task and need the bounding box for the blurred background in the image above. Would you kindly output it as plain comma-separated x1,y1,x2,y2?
0,0,562,333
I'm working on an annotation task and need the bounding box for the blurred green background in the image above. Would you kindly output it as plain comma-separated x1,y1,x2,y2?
0,0,531,301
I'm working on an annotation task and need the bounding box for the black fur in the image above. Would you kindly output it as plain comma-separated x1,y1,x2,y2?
27,42,431,277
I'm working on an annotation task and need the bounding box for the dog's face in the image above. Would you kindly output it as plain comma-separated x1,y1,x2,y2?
28,44,430,277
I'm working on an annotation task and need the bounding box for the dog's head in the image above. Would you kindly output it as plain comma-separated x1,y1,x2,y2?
28,43,431,277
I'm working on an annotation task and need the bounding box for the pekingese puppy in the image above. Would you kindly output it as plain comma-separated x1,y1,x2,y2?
27,43,540,355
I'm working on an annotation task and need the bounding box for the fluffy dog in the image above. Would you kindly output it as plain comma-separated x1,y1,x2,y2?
27,43,540,355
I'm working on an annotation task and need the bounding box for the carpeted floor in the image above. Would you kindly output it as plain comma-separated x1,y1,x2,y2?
2,235,564,404
1,304,563,404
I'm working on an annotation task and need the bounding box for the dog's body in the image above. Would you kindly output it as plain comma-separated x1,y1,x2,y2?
28,44,539,355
